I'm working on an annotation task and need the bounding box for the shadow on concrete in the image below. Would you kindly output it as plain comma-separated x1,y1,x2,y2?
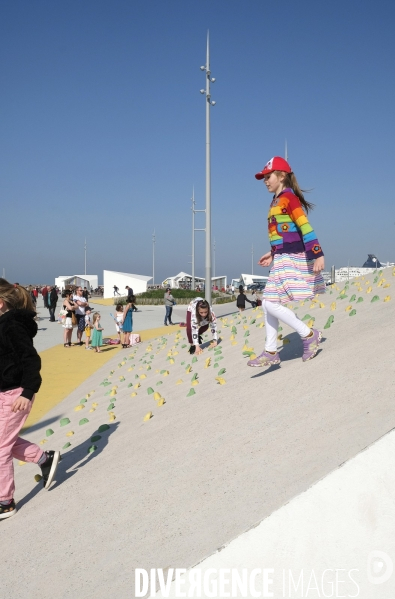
50,421,120,488
22,415,61,434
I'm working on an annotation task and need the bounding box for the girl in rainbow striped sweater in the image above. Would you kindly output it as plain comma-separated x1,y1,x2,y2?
248,157,325,367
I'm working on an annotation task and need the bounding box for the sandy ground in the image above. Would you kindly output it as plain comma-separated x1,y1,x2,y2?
1,271,394,599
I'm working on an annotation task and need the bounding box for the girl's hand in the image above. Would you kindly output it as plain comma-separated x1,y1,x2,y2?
12,397,30,412
313,256,325,273
210,340,217,348
195,346,203,355
258,251,273,267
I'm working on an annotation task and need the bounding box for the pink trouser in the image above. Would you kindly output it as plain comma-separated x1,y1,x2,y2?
0,388,44,501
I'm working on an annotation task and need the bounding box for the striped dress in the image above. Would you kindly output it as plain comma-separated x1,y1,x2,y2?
263,188,325,304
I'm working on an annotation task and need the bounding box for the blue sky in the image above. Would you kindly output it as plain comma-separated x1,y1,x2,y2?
1,0,394,285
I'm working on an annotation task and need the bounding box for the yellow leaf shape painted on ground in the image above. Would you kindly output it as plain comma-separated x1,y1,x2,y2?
215,377,226,385
366,286,372,293
331,302,336,310
154,392,162,400
231,341,238,345
383,284,390,288
384,296,391,302
89,408,96,413
157,398,165,407
134,383,141,389
66,431,74,437
143,412,153,422
74,405,85,411
176,379,183,385
205,358,211,368
130,392,137,397
92,402,98,408
319,303,325,308
19,461,26,466
191,380,199,386
306,319,314,328
345,305,352,312
163,370,169,376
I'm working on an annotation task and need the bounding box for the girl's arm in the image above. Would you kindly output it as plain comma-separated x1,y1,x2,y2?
7,322,42,402
285,193,324,261
209,310,218,344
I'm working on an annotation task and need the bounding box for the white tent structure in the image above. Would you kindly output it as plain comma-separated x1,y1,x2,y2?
55,275,98,291
162,271,227,290
103,270,152,299
236,274,269,287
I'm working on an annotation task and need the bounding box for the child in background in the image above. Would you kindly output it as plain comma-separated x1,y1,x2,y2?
91,312,104,353
237,285,256,314
115,304,124,342
84,307,93,350
0,279,60,519
186,297,218,355
248,156,325,368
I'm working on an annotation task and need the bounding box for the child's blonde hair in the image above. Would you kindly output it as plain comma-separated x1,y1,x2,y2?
0,278,35,311
92,312,101,324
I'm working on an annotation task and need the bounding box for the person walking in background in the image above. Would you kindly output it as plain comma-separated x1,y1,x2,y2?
236,285,256,314
72,286,88,346
186,298,218,355
47,286,58,322
248,156,325,368
82,287,89,300
90,312,104,353
164,288,176,326
113,285,120,296
41,285,48,309
0,279,60,519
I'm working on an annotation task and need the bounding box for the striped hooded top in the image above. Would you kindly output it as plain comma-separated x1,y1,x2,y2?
268,188,324,260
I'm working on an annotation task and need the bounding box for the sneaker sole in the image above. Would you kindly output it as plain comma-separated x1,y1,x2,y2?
247,359,281,367
0,506,17,520
44,451,61,489
302,331,323,362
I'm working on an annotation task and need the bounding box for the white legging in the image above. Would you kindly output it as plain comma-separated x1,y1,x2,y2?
263,300,310,352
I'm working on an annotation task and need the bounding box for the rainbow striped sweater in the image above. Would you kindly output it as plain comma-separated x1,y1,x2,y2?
268,188,324,260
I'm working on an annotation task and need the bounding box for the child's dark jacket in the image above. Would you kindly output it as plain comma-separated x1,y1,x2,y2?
0,309,41,400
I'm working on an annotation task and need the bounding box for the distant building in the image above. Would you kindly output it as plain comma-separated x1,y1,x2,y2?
103,270,151,299
55,275,98,291
232,274,269,288
162,271,227,290
334,254,394,282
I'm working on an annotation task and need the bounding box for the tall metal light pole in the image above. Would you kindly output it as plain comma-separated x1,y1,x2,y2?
285,139,288,162
84,238,87,276
152,230,156,286
191,188,205,290
251,244,254,275
213,238,216,278
200,32,216,304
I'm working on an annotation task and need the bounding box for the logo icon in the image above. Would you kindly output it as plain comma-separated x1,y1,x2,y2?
367,551,394,585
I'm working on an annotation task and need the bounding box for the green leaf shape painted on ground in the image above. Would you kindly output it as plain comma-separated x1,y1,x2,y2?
181,345,187,348
324,316,334,329
157,381,163,385
242,351,254,356
46,429,54,437
186,388,196,397
356,297,364,303
349,309,357,316
213,363,219,368
350,294,356,302
87,445,97,454
128,383,133,387
91,435,102,442
337,295,348,300
218,368,226,375
231,326,237,334
147,387,154,395
107,404,115,411
98,424,110,433
371,295,380,303
191,373,198,381
244,331,250,337
301,314,312,321
250,319,256,324
79,418,89,425
60,418,70,427
62,442,71,449
80,398,87,404
278,326,283,331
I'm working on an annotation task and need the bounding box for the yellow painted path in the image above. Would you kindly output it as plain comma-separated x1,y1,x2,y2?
23,325,178,431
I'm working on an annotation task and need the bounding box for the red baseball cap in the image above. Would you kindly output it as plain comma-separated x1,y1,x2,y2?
255,156,292,180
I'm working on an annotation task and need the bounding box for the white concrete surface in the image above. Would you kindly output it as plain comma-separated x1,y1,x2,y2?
153,428,395,598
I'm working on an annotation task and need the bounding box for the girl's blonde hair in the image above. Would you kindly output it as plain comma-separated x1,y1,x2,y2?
274,171,315,213
92,312,100,324
0,278,35,311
